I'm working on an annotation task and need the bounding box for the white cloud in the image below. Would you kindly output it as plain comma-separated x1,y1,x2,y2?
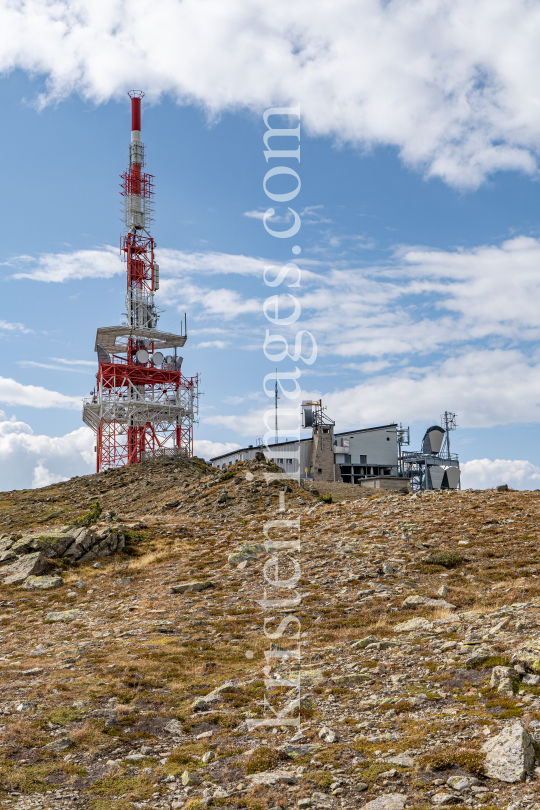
0,415,94,490
243,211,266,221
0,319,31,334
196,340,227,349
0,377,82,410
18,361,93,373
8,246,120,282
461,458,540,490
193,439,241,460
3,1,540,185
50,358,96,367
324,349,540,430
32,462,69,488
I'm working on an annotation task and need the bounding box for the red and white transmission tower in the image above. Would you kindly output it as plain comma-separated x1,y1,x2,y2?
83,91,199,472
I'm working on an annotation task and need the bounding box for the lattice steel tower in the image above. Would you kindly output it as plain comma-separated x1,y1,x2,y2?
83,91,199,472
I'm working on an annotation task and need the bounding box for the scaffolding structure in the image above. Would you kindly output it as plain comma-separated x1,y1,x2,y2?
399,412,460,490
83,91,199,472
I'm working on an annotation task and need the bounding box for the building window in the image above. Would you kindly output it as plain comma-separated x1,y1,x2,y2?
360,455,367,464
286,458,293,465
317,468,322,474
277,458,284,464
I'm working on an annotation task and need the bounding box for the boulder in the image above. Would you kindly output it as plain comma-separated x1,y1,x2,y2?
45,609,82,623
164,719,183,734
394,617,433,633
512,640,540,674
0,550,17,565
10,529,75,558
482,720,534,782
403,595,456,610
363,794,408,810
170,580,215,594
228,542,266,566
351,635,377,649
23,575,63,590
490,666,517,694
431,793,460,805
279,743,320,758
2,552,47,585
446,775,480,792
45,737,74,752
62,528,97,561
318,726,338,743
387,753,414,768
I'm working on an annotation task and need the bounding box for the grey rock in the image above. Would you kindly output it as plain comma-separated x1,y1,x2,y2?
0,550,16,565
228,542,266,566
431,793,460,805
164,719,183,734
191,680,239,711
247,769,297,786
22,575,63,590
45,609,82,623
490,666,516,694
394,617,433,633
387,753,414,767
482,720,534,782
437,584,449,597
403,595,455,610
170,580,215,594
63,528,96,561
363,794,408,810
351,635,377,649
318,726,338,743
446,776,480,791
523,673,540,685
279,743,320,758
464,647,494,667
3,551,47,585
382,562,396,575
201,751,214,763
45,737,74,752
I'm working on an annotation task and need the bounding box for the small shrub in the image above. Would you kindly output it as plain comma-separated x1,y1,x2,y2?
245,746,281,774
423,551,464,569
220,471,235,481
74,500,103,527
318,494,333,504
419,745,484,776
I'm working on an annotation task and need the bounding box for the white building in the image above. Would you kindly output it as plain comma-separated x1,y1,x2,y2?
210,423,399,482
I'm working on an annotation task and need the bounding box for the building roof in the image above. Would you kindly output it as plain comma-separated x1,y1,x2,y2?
209,424,398,463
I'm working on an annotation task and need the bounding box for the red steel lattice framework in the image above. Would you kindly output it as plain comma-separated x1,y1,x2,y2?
83,92,199,472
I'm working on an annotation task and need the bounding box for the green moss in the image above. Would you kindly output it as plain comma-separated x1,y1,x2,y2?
220,471,235,481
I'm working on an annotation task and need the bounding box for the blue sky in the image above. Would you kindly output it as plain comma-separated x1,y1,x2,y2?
3,0,540,489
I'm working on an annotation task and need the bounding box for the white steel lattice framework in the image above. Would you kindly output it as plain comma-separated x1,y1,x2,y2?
83,91,199,472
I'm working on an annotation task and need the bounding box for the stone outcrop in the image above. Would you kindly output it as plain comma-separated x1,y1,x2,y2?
482,721,534,782
0,524,125,587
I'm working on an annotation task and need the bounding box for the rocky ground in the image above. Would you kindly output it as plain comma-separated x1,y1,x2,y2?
0,456,540,810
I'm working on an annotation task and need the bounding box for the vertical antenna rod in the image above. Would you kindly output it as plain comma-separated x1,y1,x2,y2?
275,368,279,445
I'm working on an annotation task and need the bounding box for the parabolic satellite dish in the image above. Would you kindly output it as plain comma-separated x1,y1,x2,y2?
136,349,149,364
153,351,164,365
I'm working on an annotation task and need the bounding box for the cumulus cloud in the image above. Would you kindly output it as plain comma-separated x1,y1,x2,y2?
193,439,241,460
0,415,94,490
461,458,540,490
3,1,540,186
0,377,82,410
